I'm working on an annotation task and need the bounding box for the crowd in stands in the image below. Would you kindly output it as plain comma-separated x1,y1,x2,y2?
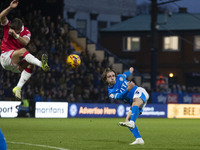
0,4,111,103
155,76,200,94
0,2,199,104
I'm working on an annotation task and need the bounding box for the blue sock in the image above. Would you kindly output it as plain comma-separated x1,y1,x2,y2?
131,106,139,122
129,125,141,139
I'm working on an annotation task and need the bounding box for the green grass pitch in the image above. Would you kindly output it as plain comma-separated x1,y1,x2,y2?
0,118,200,150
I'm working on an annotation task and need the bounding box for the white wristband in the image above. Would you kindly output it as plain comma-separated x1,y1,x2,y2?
15,34,20,39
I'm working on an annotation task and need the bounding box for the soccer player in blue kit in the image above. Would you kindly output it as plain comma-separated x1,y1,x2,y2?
101,67,149,145
0,129,7,150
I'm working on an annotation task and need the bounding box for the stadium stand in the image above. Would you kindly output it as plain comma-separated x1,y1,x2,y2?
0,1,199,104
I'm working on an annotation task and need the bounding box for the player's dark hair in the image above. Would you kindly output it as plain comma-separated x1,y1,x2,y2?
9,18,23,30
101,68,117,83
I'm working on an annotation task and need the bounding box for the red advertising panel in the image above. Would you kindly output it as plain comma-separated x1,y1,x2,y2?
167,94,178,104
192,95,200,104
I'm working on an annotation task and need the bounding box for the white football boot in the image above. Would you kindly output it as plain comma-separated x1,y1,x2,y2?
118,121,135,129
129,138,144,145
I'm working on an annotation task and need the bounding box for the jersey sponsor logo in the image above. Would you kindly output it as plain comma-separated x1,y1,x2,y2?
120,82,128,93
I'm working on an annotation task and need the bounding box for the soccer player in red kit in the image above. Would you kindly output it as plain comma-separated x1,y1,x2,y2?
0,0,49,99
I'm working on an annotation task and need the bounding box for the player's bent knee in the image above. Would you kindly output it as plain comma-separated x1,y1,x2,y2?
21,48,29,54
13,48,28,57
132,98,144,107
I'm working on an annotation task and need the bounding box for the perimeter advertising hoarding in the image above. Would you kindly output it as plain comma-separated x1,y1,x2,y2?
140,104,167,118
152,93,200,104
68,103,167,118
168,104,200,118
152,93,178,104
0,101,21,118
68,103,123,118
35,102,68,118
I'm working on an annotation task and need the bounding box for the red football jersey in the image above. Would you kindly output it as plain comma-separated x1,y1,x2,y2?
1,21,31,53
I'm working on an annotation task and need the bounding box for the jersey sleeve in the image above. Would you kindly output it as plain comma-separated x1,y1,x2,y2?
123,71,131,78
109,89,129,100
22,28,31,40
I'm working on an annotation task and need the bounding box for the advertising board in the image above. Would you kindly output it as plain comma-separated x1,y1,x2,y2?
168,104,200,118
35,102,68,118
0,101,21,118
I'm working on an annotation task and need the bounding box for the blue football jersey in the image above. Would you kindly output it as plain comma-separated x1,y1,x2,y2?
108,71,138,103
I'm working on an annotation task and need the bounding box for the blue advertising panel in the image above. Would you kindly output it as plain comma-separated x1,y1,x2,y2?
139,104,167,118
151,93,167,104
68,103,167,118
178,93,193,103
124,104,167,118
68,103,127,118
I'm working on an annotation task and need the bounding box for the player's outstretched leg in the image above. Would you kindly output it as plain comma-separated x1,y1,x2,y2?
12,86,21,99
41,54,49,71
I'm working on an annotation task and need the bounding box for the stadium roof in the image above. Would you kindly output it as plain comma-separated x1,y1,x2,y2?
101,13,200,32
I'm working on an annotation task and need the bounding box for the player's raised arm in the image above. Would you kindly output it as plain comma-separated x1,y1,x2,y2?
0,0,19,25
129,67,134,74
123,67,134,78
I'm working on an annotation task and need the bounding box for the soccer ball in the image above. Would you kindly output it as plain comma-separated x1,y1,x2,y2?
66,54,81,69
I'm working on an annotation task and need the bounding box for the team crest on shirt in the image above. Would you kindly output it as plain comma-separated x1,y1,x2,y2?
119,77,123,81
110,94,114,98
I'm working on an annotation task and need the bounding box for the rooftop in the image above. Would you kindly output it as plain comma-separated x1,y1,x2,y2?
101,13,200,32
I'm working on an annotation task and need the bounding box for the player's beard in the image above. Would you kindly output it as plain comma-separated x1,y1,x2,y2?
110,80,116,86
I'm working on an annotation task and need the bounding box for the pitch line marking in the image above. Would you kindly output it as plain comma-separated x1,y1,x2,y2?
7,141,70,150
